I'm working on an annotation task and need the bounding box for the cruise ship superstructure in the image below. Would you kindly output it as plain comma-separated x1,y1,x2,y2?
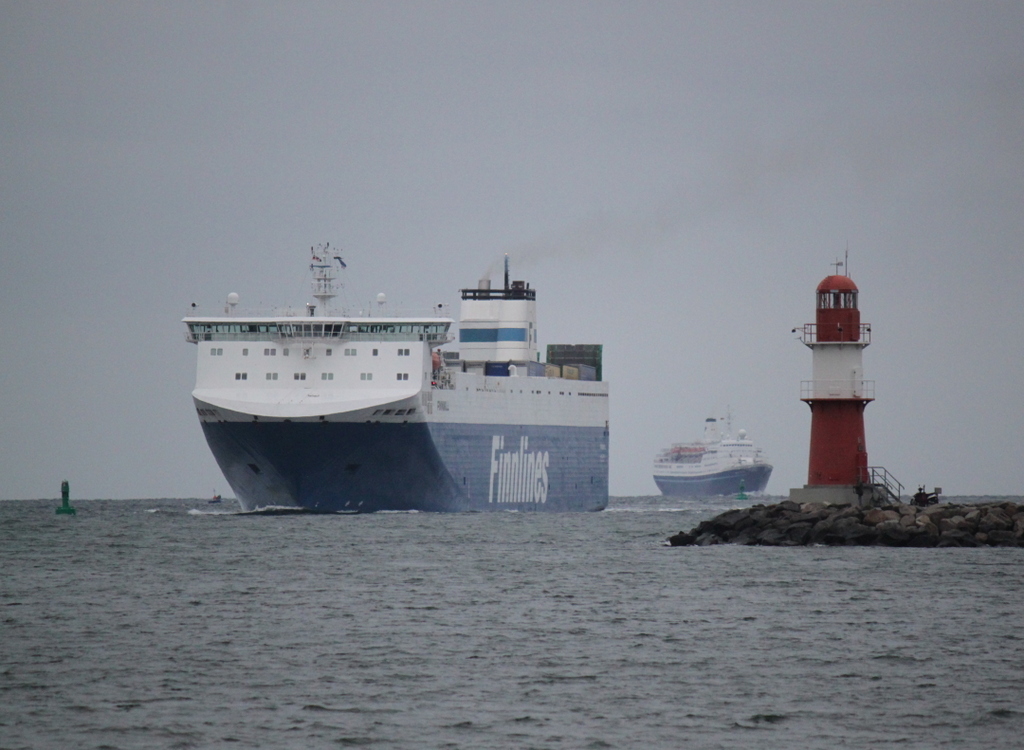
184,251,608,512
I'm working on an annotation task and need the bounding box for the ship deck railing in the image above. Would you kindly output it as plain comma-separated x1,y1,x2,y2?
185,330,452,344
800,379,875,400
796,323,871,345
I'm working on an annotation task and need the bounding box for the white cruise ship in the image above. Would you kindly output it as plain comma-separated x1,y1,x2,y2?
653,417,772,498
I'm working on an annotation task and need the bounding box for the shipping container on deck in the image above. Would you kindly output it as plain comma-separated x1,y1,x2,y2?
526,360,546,377
547,344,603,381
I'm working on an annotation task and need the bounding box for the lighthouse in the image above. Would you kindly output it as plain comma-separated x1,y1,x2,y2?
789,266,896,506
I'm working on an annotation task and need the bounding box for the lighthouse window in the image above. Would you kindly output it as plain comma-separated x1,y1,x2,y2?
817,290,858,309
321,372,334,380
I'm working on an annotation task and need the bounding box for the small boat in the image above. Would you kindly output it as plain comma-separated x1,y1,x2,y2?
208,493,223,504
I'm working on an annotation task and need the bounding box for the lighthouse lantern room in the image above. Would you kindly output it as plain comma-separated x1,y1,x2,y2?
789,266,900,506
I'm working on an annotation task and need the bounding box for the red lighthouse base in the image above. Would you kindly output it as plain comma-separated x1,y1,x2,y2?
788,398,883,507
806,399,869,485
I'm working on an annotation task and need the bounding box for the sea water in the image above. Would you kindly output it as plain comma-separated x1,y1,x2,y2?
2,496,1022,749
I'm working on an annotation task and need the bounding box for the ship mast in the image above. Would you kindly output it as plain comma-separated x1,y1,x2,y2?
308,243,346,316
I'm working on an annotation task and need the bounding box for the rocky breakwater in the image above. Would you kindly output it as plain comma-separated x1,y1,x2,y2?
668,500,1024,547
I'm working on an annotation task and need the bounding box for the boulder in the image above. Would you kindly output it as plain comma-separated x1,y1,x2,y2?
667,531,696,547
714,508,753,531
903,526,935,547
985,530,1020,547
785,522,814,545
875,520,910,546
756,528,789,546
800,502,828,514
863,508,900,526
978,510,1011,533
833,517,878,545
939,516,968,533
695,532,722,546
731,529,761,545
937,530,981,547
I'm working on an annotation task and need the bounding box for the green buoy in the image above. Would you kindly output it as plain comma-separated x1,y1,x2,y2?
56,479,76,515
735,479,748,502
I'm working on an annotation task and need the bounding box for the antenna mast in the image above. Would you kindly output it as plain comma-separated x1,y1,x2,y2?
310,242,345,315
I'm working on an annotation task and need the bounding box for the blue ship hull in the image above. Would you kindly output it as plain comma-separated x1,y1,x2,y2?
653,464,772,498
202,421,608,512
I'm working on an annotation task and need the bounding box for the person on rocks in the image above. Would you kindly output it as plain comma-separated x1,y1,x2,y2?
913,486,939,506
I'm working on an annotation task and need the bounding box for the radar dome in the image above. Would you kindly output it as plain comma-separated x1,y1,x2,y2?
376,293,387,304
738,429,747,439
227,292,239,306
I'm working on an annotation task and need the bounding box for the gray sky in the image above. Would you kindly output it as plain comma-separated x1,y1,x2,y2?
2,1,1022,499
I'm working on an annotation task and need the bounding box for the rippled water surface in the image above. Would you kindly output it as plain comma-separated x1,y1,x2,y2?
3,496,1023,749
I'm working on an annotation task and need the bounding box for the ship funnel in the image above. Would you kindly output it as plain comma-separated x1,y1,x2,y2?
703,418,721,443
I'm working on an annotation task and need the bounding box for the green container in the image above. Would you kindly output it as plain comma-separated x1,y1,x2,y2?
546,344,603,381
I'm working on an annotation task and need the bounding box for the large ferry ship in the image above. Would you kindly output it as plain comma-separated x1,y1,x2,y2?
652,417,772,498
184,250,609,512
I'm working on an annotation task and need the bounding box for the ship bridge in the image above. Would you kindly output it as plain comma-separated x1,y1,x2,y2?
185,318,452,345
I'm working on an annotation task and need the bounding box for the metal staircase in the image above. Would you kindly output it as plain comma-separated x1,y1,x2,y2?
862,466,903,505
